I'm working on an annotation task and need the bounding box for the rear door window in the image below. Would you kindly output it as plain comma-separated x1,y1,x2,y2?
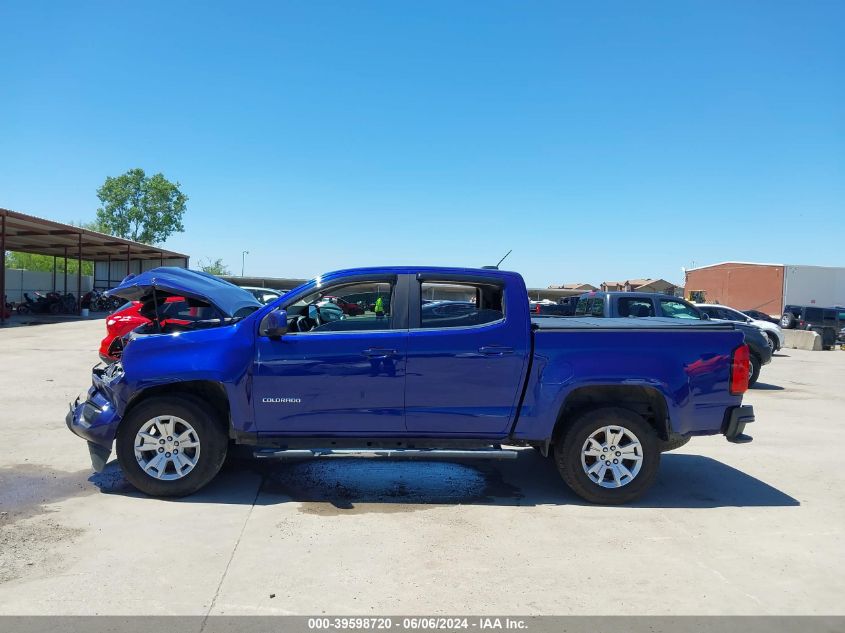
419,282,504,329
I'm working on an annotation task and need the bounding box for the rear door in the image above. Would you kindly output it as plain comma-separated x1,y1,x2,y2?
404,274,530,436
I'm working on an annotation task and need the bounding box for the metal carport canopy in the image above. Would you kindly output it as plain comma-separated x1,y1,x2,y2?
1,207,189,324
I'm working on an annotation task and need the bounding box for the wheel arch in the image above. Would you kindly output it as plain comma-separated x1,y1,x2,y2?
122,381,231,434
551,385,670,444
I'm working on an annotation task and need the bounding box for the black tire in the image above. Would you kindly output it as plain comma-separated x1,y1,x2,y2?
660,435,691,452
766,333,778,353
780,313,795,329
16,304,29,315
748,353,761,387
115,395,228,497
554,407,661,505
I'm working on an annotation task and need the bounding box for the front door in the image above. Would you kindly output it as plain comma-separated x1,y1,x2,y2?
253,276,408,435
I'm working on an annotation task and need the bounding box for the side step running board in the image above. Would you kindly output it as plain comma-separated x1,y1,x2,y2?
253,448,518,461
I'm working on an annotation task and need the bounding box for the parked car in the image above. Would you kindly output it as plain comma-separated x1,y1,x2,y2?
742,309,779,324
695,303,784,352
240,286,284,305
321,295,365,316
98,296,216,362
575,291,772,385
529,301,574,316
780,304,840,349
67,266,756,505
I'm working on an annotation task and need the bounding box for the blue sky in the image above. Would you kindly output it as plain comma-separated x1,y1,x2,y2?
1,1,842,287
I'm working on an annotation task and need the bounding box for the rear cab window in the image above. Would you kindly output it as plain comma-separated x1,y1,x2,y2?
618,297,655,318
575,296,604,317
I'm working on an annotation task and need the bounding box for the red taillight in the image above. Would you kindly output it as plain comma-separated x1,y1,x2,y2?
730,344,750,395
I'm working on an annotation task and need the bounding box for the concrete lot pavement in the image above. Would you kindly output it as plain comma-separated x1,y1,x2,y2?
0,319,843,615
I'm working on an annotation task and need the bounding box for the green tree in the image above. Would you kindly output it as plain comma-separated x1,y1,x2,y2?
96,168,188,245
198,257,230,276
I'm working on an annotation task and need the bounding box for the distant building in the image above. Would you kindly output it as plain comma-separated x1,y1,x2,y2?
600,281,625,292
624,278,677,294
548,283,597,292
685,262,845,316
600,278,678,295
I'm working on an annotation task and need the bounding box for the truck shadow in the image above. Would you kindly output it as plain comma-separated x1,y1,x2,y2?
91,450,798,511
751,382,785,390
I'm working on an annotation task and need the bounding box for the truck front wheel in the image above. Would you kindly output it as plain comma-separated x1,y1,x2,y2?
116,395,228,497
555,407,660,504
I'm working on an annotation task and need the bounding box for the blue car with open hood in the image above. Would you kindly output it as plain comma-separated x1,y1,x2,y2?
67,266,756,504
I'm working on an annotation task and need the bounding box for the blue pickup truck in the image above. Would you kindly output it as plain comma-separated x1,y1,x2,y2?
67,266,755,504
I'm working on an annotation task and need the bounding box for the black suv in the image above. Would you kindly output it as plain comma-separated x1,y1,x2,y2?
781,305,842,349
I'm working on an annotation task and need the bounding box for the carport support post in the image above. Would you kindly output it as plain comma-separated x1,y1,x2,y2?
107,255,111,290
125,244,130,279
76,232,82,315
63,247,68,296
1,212,6,326
52,256,56,292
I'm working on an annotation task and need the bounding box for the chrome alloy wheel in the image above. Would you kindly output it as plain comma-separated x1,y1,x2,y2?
133,416,201,480
581,425,643,488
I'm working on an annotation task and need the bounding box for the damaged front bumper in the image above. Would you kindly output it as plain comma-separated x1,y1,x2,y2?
65,365,124,471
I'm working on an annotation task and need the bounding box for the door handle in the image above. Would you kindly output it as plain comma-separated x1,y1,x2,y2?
478,346,514,356
362,348,397,359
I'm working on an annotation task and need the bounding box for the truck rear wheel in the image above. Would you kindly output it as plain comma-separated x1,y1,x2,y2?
116,395,228,497
555,407,660,505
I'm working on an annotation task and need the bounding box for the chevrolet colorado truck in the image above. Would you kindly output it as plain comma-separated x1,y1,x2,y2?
67,267,755,504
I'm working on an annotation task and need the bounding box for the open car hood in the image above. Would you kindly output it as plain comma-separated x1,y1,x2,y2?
107,267,262,319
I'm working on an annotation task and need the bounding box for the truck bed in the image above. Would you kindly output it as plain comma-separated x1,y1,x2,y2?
531,316,736,330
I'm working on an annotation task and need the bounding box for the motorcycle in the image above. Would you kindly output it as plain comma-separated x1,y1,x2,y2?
17,292,56,315
16,291,77,315
56,293,78,314
83,288,122,312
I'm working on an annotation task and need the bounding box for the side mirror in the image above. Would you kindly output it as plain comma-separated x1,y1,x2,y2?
701,312,710,320
262,309,288,338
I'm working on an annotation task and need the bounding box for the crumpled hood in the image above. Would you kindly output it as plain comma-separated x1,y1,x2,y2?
107,267,262,318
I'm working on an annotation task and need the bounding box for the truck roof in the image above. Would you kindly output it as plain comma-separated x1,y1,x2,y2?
311,266,526,283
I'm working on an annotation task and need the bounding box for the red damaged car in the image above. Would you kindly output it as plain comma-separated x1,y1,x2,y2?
99,297,198,362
